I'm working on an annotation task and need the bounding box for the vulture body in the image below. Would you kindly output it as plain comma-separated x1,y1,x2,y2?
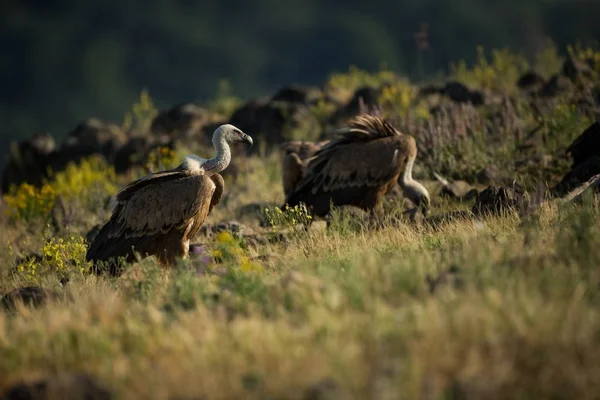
281,140,330,197
86,124,253,275
282,115,430,218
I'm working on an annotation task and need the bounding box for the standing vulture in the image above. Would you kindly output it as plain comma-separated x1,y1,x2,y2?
86,124,253,275
282,115,430,218
281,140,330,197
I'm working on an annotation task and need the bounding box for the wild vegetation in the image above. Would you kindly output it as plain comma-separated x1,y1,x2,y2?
0,42,599,399
3,0,600,160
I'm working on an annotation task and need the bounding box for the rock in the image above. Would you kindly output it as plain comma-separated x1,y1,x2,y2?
562,55,594,82
517,70,546,92
150,103,211,142
476,165,505,186
1,133,56,193
472,183,528,217
425,265,464,294
242,233,270,247
113,136,177,174
1,119,127,194
59,118,126,165
270,84,323,105
229,99,321,153
236,202,277,223
112,136,151,174
199,220,246,239
228,97,269,133
443,81,485,105
432,172,479,201
0,373,113,400
303,377,339,400
537,74,574,97
328,86,383,125
439,180,479,201
419,81,484,106
0,286,60,312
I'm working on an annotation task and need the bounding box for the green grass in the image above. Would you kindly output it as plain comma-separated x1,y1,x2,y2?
1,43,600,399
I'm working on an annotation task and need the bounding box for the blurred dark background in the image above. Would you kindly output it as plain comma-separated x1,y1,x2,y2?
1,0,599,165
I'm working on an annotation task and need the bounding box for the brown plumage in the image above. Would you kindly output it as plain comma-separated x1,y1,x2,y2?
281,140,330,197
282,115,430,218
86,124,253,275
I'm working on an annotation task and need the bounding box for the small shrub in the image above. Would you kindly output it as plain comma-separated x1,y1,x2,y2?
263,204,313,231
567,43,600,74
378,81,430,121
533,39,564,78
3,183,56,223
449,46,530,91
326,65,396,95
309,99,337,126
50,155,118,205
3,155,118,223
212,231,264,274
543,102,593,154
122,89,158,132
208,79,243,118
145,146,180,172
16,234,91,283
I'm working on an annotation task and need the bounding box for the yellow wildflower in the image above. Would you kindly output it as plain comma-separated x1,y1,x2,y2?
216,231,235,245
240,256,265,274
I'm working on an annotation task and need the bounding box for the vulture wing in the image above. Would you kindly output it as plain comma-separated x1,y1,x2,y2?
208,173,224,214
283,115,412,216
282,152,304,197
112,171,215,237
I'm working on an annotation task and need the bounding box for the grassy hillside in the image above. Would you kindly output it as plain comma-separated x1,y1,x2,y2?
0,43,599,399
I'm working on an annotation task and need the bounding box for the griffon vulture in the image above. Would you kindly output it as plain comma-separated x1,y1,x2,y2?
282,115,430,218
86,124,253,275
281,140,330,197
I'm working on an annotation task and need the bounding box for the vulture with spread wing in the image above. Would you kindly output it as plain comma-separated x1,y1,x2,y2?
281,140,330,197
282,115,430,218
86,124,253,275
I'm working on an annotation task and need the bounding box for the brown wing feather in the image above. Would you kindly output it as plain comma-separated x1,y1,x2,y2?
283,115,413,216
281,140,333,196
112,172,214,237
282,152,304,197
281,140,331,159
208,173,224,214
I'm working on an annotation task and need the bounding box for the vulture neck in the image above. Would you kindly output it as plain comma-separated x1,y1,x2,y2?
400,154,416,186
196,132,232,175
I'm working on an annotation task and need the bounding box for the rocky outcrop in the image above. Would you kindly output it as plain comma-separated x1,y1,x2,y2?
1,133,57,193
472,183,528,217
0,286,60,312
0,373,113,400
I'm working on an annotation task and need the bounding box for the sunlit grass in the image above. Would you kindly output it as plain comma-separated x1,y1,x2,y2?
1,41,600,399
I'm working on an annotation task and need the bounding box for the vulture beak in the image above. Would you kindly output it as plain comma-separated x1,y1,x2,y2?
242,133,253,146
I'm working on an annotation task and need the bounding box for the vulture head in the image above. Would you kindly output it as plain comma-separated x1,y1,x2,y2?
216,124,253,146
403,180,430,217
